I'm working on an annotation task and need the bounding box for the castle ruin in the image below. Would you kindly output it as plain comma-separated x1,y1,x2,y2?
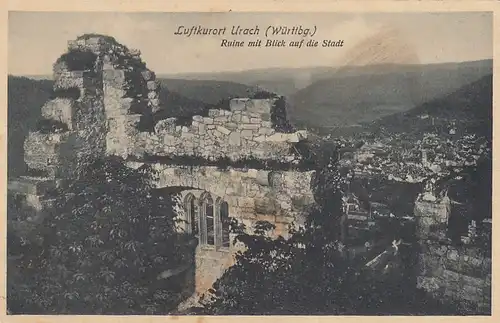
7,34,491,312
8,34,316,297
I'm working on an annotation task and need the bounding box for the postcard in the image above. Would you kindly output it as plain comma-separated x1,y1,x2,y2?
2,1,497,320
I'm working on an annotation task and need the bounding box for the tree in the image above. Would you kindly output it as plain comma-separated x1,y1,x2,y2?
8,156,191,314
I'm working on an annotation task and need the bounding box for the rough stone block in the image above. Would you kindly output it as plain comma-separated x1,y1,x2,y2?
241,123,259,130
231,114,242,122
41,98,76,130
255,198,277,215
141,70,155,81
103,69,126,86
108,98,148,116
228,131,241,146
241,130,253,138
198,123,206,134
147,80,159,91
255,171,270,186
216,126,231,135
214,116,228,123
266,133,287,142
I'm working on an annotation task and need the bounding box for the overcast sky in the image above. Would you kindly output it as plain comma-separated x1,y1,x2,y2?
8,12,492,76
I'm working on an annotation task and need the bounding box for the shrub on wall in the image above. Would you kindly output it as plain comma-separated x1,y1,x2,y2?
55,49,98,72
271,96,295,133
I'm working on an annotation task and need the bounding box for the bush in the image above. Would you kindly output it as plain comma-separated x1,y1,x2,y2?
271,96,295,133
55,50,97,71
8,157,190,314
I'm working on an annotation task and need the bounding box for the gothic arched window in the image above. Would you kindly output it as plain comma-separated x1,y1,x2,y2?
184,194,198,235
220,201,230,248
194,192,232,249
200,193,215,246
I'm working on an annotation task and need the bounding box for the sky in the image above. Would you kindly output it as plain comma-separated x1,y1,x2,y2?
8,11,493,76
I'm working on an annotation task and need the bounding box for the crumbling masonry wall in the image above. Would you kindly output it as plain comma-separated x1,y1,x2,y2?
414,197,491,313
108,98,308,162
24,69,107,178
154,165,316,231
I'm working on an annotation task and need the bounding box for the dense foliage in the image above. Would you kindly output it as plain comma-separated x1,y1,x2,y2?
8,157,191,314
55,49,98,71
271,96,295,133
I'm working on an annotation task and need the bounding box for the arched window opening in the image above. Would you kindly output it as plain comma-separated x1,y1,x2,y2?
220,201,230,248
200,193,215,246
205,197,215,245
184,194,198,235
196,193,232,250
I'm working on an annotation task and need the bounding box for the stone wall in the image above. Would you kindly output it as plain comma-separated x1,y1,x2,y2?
414,198,450,241
417,241,491,312
24,49,107,180
153,164,316,232
108,98,308,163
414,195,491,313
